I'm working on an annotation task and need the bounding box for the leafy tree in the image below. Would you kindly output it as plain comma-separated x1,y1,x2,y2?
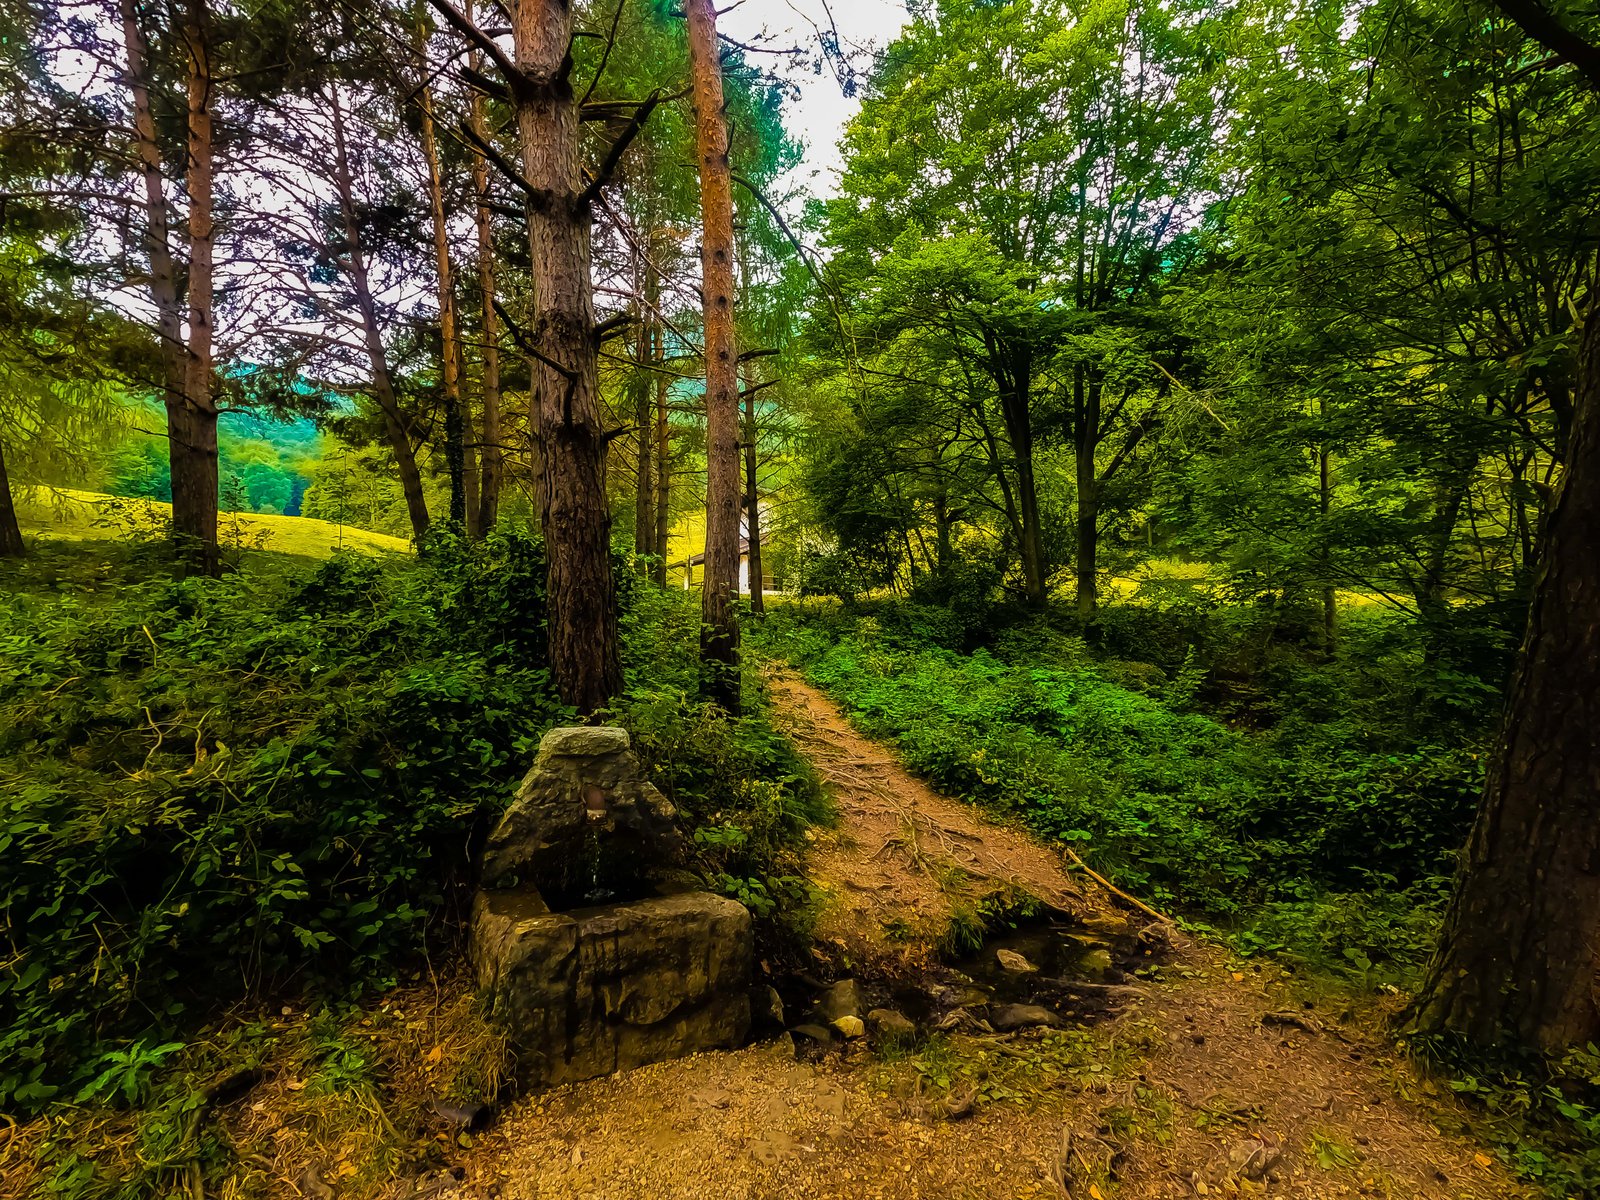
817,0,1224,613
1404,0,1600,1053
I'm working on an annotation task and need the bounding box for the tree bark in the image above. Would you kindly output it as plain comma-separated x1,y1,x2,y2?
174,0,220,575
743,369,764,614
330,86,431,543
653,353,670,587
514,0,621,714
686,0,741,710
1075,472,1098,627
119,0,184,410
1319,416,1336,652
1015,451,1045,607
933,486,953,573
632,258,656,562
418,80,477,533
1405,308,1600,1052
0,440,24,557
1072,367,1101,627
121,0,220,575
993,339,1044,607
469,19,503,535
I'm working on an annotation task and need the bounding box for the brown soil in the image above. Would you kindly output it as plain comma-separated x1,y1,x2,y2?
437,674,1529,1200
769,672,1108,974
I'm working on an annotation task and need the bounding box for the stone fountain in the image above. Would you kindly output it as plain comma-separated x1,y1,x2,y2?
470,726,752,1088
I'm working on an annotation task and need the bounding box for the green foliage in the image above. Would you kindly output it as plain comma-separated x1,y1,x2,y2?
73,1041,187,1107
0,536,825,1116
754,600,1484,974
108,410,325,519
800,0,1227,600
0,531,566,1110
21,982,507,1200
617,585,829,945
1413,1038,1600,1197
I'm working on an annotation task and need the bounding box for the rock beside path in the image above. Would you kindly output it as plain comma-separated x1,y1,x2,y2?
471,725,752,1090
479,724,684,900
989,1002,1065,1031
868,1007,917,1040
473,888,752,1089
815,978,865,1025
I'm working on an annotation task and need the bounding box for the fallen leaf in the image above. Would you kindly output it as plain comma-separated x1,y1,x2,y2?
1090,1186,1105,1199
1474,1153,1493,1168
425,1044,443,1066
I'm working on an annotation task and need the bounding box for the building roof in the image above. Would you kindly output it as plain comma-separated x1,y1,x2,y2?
683,537,751,568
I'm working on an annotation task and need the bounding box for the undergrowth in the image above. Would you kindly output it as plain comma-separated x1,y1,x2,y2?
1405,1037,1600,1198
9,967,507,1199
0,534,824,1197
756,594,1600,1196
752,598,1482,982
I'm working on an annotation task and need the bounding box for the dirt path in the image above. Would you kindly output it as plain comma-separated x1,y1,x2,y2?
445,673,1528,1200
769,671,1106,972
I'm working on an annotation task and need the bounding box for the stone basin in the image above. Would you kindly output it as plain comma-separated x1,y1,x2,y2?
471,726,753,1089
472,885,751,1088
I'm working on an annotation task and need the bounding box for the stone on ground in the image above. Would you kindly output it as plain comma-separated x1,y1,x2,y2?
868,1007,917,1040
995,947,1039,973
989,1002,1064,1031
814,979,864,1024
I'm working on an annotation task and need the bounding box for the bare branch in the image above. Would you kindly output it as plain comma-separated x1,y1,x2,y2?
425,0,524,92
577,89,667,210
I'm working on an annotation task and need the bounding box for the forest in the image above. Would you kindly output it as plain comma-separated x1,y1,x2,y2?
2,0,1600,1196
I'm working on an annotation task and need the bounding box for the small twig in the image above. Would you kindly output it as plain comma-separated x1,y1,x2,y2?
1059,845,1173,926
1261,1010,1323,1035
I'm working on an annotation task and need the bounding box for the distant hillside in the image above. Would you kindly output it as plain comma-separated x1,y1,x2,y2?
16,488,411,558
107,405,326,518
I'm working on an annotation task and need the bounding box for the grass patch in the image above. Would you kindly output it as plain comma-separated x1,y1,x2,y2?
15,487,411,558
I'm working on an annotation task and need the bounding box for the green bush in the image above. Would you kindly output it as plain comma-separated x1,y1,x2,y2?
0,536,824,1113
0,532,568,1109
615,582,830,951
753,601,1485,972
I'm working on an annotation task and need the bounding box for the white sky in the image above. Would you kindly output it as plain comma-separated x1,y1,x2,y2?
718,0,910,195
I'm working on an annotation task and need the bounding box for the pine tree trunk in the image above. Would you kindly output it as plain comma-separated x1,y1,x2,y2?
175,0,219,575
469,28,503,535
331,86,430,544
419,83,477,534
743,372,764,614
632,264,655,562
119,0,184,407
514,0,621,714
122,0,219,575
0,439,24,557
1405,308,1600,1052
686,0,741,709
653,358,670,587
